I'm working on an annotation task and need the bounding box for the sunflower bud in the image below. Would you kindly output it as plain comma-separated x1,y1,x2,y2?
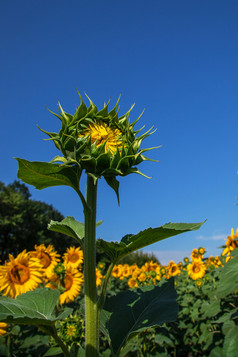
39,90,159,198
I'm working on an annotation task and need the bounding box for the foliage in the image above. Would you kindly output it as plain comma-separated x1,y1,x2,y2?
0,232,238,356
118,249,160,267
0,181,75,261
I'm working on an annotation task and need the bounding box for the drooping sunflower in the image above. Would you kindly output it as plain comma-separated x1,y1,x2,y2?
0,250,43,298
187,260,206,280
30,244,60,279
63,246,84,269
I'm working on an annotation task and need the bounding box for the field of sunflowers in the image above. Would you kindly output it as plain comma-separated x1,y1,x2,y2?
0,227,237,356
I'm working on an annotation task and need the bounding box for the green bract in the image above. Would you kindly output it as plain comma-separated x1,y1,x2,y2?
39,91,159,196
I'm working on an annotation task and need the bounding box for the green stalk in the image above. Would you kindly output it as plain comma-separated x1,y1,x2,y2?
84,174,99,357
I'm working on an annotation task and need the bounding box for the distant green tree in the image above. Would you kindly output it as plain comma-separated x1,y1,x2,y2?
118,249,160,267
0,180,76,261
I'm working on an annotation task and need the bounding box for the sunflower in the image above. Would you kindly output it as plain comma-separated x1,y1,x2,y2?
96,268,104,287
66,324,77,339
30,244,60,279
111,264,123,279
0,250,43,299
191,248,203,262
80,122,123,155
0,322,7,336
187,261,206,280
128,277,139,289
167,261,180,277
59,266,84,305
222,228,238,256
63,246,84,269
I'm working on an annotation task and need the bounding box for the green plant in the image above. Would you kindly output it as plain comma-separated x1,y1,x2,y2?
0,91,203,356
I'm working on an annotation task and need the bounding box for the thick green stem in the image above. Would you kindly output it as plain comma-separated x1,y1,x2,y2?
84,175,99,357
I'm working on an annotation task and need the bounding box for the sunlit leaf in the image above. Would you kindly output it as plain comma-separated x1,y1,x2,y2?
0,288,71,326
97,221,205,263
16,158,81,193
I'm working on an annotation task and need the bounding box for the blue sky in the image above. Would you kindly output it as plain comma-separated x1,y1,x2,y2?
1,0,238,264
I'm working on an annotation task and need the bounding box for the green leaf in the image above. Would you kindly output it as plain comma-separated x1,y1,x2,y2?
48,216,103,245
97,221,205,263
100,278,178,357
0,288,71,326
43,346,63,356
223,326,238,357
16,159,81,193
215,249,238,299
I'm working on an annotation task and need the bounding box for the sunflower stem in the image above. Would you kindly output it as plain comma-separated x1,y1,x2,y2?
84,174,99,357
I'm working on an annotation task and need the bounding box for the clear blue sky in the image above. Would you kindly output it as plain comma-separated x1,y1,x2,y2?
1,0,238,264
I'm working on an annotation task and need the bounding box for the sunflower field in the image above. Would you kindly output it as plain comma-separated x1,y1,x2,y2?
0,227,237,357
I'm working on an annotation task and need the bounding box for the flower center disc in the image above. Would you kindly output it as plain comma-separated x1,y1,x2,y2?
10,264,30,284
36,252,51,268
69,253,80,263
193,266,201,273
63,275,73,290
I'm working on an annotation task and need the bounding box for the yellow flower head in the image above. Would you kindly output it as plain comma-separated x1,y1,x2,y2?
167,261,180,277
30,244,60,279
128,277,139,289
187,260,206,280
0,250,43,299
0,322,7,336
63,246,84,269
222,228,238,256
66,324,77,339
80,122,123,155
96,268,104,287
59,266,84,305
191,248,203,262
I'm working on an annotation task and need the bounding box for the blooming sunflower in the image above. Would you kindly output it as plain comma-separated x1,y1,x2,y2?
63,246,84,269
0,322,7,336
30,244,60,279
96,268,104,287
128,277,139,289
49,266,84,305
0,250,43,298
187,260,206,280
191,248,203,262
222,228,238,256
167,261,180,277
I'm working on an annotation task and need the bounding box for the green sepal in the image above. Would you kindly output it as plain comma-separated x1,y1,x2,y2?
15,158,81,193
100,278,178,357
97,221,205,263
104,176,120,204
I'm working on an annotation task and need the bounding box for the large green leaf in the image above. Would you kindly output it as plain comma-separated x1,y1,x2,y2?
97,221,205,263
16,158,81,192
0,288,71,326
48,216,103,245
215,249,238,299
100,278,178,357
